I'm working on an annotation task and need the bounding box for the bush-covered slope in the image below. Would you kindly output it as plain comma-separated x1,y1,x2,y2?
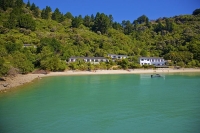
0,0,200,76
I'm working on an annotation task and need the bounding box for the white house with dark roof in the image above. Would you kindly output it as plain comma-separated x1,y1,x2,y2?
68,57,108,64
108,54,128,60
139,57,167,67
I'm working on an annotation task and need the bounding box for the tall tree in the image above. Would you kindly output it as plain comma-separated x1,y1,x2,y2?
93,12,110,34
51,8,61,22
112,22,123,30
11,51,34,74
0,57,9,77
83,15,91,27
123,20,133,35
30,3,36,11
0,0,15,10
165,19,173,32
33,6,40,18
137,15,149,24
64,12,73,19
192,8,200,15
133,20,138,30
154,21,164,33
108,14,113,27
3,12,17,29
17,14,36,30
41,6,51,19
26,0,30,7
71,16,83,28
0,0,7,10
15,0,23,8
41,9,47,19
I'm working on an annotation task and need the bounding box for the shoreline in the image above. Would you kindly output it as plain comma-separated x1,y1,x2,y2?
1,68,200,92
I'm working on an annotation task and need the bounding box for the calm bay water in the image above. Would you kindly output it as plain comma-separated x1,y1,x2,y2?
0,73,200,133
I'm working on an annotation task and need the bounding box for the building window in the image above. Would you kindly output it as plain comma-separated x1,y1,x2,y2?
141,59,144,61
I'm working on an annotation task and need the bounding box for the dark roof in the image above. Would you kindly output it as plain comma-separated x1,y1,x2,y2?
108,54,128,57
23,44,32,46
140,57,164,59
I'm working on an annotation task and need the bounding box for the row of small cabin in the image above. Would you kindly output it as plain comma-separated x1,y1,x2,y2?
69,54,167,67
23,44,167,67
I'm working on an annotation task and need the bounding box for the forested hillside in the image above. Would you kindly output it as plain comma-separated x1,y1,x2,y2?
0,0,200,77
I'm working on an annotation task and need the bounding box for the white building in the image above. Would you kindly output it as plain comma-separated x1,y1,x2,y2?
139,57,167,67
68,57,108,64
108,54,128,60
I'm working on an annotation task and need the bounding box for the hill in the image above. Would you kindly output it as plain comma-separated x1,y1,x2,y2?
0,0,200,77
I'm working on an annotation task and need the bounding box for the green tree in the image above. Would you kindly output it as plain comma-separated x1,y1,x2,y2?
137,15,149,24
154,21,164,33
133,20,139,30
22,47,37,65
26,0,30,7
41,9,47,19
192,8,200,15
0,0,6,10
123,20,133,35
0,0,15,10
7,0,15,7
3,12,17,29
32,6,40,18
83,15,92,27
52,8,63,22
39,38,62,54
112,22,123,30
15,0,23,8
71,16,83,28
5,42,22,54
108,14,113,27
30,3,36,11
17,14,36,30
64,12,73,19
0,57,9,77
40,56,66,71
165,19,173,32
117,59,129,69
29,3,40,18
41,6,52,19
0,45,8,57
11,51,34,74
188,43,200,61
93,12,110,34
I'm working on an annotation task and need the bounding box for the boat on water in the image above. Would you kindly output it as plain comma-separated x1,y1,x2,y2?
151,74,162,78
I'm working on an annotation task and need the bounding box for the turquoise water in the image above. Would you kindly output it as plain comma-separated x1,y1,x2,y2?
0,73,200,133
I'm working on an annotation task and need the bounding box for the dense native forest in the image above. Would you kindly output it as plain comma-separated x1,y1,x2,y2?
0,0,200,77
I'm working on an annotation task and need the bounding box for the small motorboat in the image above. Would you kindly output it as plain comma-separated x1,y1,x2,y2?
151,74,162,78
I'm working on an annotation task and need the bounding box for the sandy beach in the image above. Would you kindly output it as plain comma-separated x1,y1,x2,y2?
1,68,200,91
